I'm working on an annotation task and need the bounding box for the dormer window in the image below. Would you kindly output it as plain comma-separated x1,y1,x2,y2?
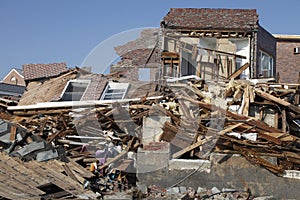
60,80,90,101
100,82,129,100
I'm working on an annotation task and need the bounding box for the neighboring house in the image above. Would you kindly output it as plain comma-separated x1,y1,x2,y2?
0,83,25,98
1,68,25,86
274,34,300,83
22,62,68,83
160,8,276,80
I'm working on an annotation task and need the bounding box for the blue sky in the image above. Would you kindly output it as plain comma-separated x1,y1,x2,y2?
0,0,299,79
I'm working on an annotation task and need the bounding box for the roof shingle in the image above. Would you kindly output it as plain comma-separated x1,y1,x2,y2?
161,8,259,31
22,62,68,81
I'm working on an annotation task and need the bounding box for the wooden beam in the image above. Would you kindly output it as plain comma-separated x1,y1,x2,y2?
178,95,283,134
9,126,17,141
255,89,300,114
199,47,247,59
172,140,203,159
218,119,251,135
228,63,250,80
282,109,287,133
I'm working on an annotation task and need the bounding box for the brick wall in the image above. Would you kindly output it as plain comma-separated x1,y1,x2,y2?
110,66,139,81
276,40,300,83
256,25,277,78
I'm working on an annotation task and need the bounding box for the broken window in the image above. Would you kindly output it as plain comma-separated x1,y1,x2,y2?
181,51,197,76
60,80,90,101
258,51,273,77
100,82,129,100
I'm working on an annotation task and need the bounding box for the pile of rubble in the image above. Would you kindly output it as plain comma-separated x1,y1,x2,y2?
0,74,300,198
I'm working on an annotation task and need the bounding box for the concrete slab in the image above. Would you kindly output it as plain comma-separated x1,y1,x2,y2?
169,159,211,172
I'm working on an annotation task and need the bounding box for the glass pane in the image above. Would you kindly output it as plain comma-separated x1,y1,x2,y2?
61,82,88,101
106,89,126,93
261,54,269,70
103,93,124,100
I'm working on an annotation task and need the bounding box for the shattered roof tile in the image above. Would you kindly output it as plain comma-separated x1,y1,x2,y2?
161,8,259,31
22,62,68,81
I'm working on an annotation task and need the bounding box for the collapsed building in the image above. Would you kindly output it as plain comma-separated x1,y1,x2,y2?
0,8,299,200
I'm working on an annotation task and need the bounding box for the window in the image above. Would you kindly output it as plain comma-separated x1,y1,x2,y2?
60,80,90,101
258,51,274,77
100,82,129,100
294,47,300,54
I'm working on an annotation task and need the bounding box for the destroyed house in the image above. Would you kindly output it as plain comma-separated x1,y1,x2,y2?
160,8,276,80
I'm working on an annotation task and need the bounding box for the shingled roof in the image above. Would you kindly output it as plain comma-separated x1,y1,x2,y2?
161,8,259,31
22,62,68,81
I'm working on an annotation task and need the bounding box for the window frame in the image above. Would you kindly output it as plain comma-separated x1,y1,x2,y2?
100,81,129,101
60,79,90,101
258,50,274,78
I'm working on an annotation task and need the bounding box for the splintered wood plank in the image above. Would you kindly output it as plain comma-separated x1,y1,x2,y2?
228,63,250,80
31,161,87,197
62,164,79,183
0,171,44,197
27,166,80,197
0,160,40,188
172,139,203,159
219,119,251,135
282,109,287,133
0,181,35,200
9,126,17,141
67,159,94,178
0,170,45,196
1,155,48,186
258,132,283,145
181,94,284,134
255,89,300,114
66,165,85,184
47,160,65,172
98,150,128,171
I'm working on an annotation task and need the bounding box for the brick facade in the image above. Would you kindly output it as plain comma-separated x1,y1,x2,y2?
276,40,300,83
110,65,139,81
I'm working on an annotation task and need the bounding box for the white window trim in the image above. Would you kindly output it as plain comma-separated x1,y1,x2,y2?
60,79,91,101
259,50,274,77
100,81,129,101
